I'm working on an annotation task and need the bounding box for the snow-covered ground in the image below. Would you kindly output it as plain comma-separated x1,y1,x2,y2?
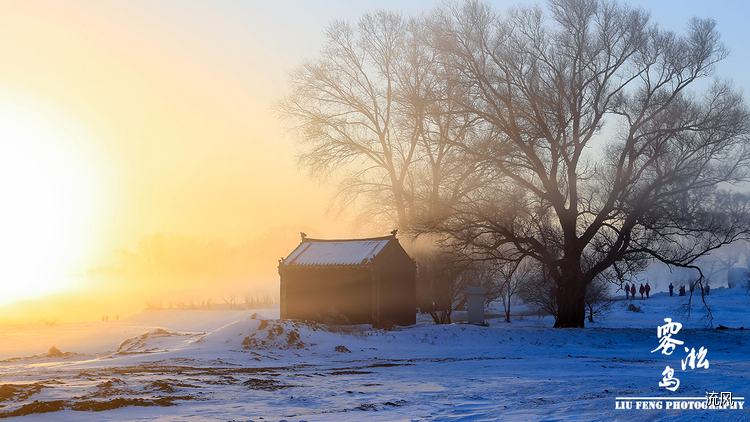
0,287,748,421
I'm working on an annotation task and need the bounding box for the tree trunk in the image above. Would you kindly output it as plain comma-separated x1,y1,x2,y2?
394,187,409,229
554,277,586,328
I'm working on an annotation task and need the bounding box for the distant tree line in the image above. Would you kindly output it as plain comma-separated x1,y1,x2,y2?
88,232,289,308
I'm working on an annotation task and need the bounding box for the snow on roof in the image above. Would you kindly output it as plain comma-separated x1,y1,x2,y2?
282,237,392,267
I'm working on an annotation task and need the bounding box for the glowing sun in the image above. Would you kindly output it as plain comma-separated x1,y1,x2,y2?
0,100,98,306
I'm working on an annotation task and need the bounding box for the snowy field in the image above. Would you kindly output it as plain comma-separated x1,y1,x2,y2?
0,288,748,421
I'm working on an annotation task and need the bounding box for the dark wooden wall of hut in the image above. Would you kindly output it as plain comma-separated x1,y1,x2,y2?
281,267,373,324
373,243,416,326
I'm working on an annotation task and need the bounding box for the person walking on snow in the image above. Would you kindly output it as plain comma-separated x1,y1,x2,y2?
631,284,636,299
625,283,630,300
639,284,645,299
669,283,674,297
645,283,651,298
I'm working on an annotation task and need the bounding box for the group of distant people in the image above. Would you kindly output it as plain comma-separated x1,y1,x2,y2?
667,282,710,297
624,282,710,299
624,283,650,299
101,315,119,322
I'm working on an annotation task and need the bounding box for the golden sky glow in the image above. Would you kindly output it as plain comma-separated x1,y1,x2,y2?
0,1,341,323
1,0,748,324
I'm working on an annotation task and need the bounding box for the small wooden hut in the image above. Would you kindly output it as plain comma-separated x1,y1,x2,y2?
278,233,416,327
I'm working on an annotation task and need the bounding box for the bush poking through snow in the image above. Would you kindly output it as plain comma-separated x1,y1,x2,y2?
241,320,305,350
334,345,351,353
626,304,643,313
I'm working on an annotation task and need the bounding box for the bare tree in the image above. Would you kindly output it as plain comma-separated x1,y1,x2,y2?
415,248,471,324
277,11,491,230
518,267,558,319
222,294,236,310
427,0,750,327
490,259,534,323
584,276,614,323
694,240,750,287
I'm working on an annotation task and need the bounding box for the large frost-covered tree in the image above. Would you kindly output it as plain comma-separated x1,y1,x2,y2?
429,0,750,327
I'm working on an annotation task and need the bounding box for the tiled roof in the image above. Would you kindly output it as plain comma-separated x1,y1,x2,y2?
281,237,392,267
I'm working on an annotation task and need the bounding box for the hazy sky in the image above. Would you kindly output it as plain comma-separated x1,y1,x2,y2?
1,0,749,322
